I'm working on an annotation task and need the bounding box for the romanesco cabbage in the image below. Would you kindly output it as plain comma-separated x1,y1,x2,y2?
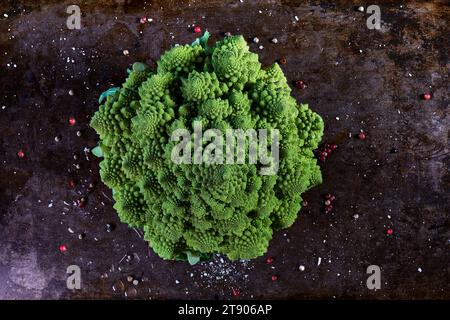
90,33,324,262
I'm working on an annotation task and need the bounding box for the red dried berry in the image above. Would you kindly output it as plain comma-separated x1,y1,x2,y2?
423,93,431,101
59,244,67,252
358,132,366,140
77,197,86,208
295,80,307,90
232,289,240,297
279,57,287,65
17,150,25,158
266,257,274,264
69,179,77,188
331,144,338,150
194,26,201,33
271,275,278,281
140,16,147,24
387,229,393,235
69,117,76,126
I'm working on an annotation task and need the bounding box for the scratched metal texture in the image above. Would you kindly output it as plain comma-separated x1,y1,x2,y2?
0,0,448,299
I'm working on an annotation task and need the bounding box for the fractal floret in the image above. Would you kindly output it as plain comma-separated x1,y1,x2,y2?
90,33,324,262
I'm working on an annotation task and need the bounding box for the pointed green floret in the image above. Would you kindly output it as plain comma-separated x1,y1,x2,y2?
90,33,324,262
181,71,227,102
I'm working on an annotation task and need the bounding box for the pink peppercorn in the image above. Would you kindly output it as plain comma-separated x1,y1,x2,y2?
358,132,366,140
423,93,431,100
295,80,307,90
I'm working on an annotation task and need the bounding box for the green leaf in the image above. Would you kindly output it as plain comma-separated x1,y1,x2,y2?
174,253,188,261
132,62,149,72
186,251,201,265
191,30,210,49
92,145,103,158
176,251,211,264
98,87,120,104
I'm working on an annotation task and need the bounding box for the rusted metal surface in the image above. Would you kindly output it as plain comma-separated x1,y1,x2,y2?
0,0,448,299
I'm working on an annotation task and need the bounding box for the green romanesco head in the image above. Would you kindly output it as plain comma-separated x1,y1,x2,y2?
90,33,324,262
